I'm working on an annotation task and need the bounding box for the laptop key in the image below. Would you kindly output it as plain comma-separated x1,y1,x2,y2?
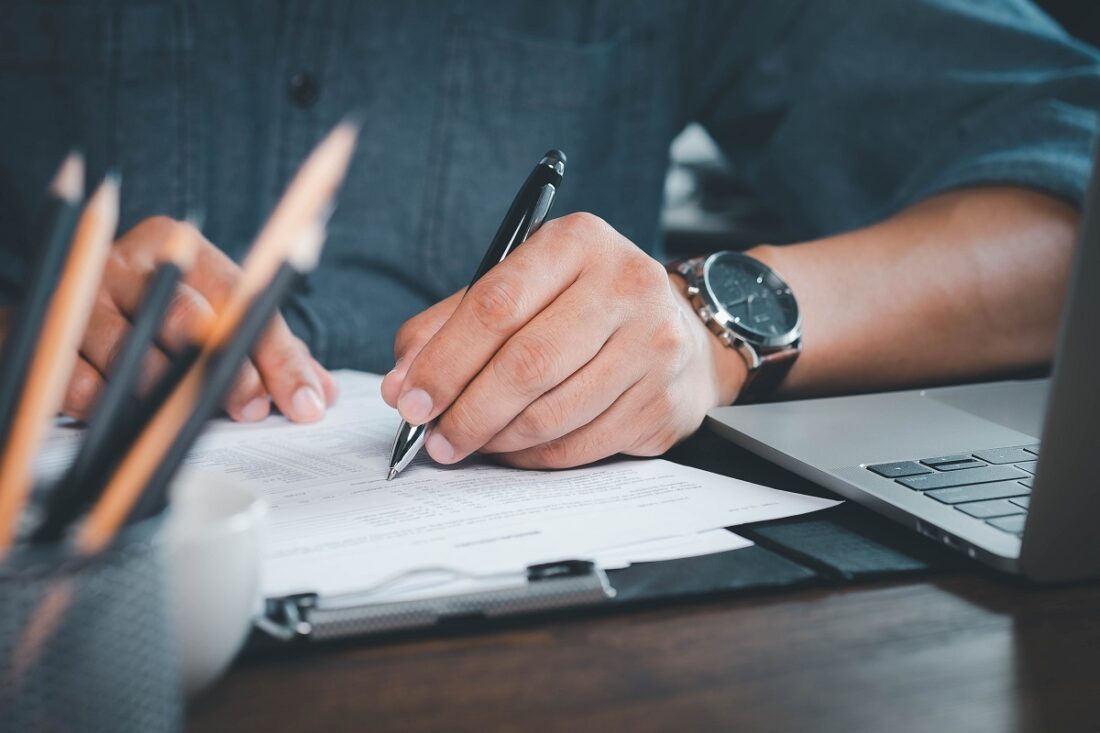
1018,478,1034,488
955,499,1026,519
1010,496,1031,509
973,447,1035,464
926,480,1030,504
898,465,1027,491
987,514,1027,534
1016,461,1038,475
922,454,976,467
929,459,986,472
867,461,931,478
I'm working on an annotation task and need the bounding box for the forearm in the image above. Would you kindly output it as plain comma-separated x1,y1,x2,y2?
748,186,1079,398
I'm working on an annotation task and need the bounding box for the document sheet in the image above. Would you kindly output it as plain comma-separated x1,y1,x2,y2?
44,371,838,600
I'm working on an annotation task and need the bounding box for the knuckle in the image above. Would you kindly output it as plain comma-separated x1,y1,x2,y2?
440,401,487,450
515,397,567,442
263,334,309,375
394,318,430,358
533,436,575,469
495,335,560,395
557,211,607,238
66,369,100,414
468,277,524,334
619,254,667,295
651,316,687,359
647,388,676,418
163,289,212,340
143,215,179,234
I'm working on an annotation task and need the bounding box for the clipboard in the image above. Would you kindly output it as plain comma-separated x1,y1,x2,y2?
249,500,963,645
254,560,616,643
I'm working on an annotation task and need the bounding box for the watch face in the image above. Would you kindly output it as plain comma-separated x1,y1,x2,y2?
703,252,800,345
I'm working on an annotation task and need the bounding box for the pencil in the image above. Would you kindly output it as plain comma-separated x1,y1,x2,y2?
75,121,356,555
30,221,200,544
0,153,84,462
0,174,119,554
126,222,327,525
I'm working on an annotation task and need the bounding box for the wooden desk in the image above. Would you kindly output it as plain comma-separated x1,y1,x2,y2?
188,435,1100,733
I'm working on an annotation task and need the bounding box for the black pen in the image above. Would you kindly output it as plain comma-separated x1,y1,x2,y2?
386,149,566,480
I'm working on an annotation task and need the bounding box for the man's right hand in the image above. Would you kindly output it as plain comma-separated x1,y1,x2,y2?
21,216,338,423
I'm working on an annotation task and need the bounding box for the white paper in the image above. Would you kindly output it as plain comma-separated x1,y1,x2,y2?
41,371,839,599
591,528,753,570
172,371,838,597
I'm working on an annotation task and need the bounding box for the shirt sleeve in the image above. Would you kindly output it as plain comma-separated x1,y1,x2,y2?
686,0,1100,241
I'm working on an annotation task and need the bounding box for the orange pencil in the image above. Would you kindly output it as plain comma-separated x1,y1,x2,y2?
75,121,357,555
0,175,119,554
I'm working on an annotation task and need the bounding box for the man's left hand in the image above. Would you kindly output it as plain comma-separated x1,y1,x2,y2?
380,213,746,469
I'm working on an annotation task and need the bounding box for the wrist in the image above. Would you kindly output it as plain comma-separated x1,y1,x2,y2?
669,273,749,405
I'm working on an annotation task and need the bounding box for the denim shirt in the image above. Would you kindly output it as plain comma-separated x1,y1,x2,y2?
1,0,1098,372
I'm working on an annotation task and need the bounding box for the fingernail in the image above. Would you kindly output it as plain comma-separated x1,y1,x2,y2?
291,386,325,422
426,431,455,463
239,396,270,422
397,388,433,424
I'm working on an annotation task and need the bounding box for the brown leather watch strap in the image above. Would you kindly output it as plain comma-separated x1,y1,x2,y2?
739,344,800,403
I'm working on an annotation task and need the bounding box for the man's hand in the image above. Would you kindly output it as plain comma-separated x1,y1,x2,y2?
380,213,746,469
48,216,337,422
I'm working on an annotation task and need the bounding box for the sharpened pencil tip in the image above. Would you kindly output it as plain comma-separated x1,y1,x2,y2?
49,151,85,203
387,468,398,481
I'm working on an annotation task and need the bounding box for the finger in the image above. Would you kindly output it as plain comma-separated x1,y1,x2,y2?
311,356,339,406
100,251,156,317
224,359,272,423
79,300,160,377
252,317,327,423
184,236,246,312
60,357,106,422
153,281,219,354
381,289,465,407
146,281,270,421
480,332,646,454
493,379,664,470
395,219,597,425
426,284,624,463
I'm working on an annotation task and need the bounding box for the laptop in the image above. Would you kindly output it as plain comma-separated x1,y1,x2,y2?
707,148,1100,583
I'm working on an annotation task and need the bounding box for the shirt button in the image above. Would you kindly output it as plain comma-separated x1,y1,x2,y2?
287,71,320,108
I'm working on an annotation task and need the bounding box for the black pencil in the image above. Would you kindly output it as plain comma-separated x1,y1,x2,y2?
75,121,357,555
31,224,200,544
124,225,325,526
0,152,84,459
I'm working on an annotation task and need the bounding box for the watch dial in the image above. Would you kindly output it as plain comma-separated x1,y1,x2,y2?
705,253,799,341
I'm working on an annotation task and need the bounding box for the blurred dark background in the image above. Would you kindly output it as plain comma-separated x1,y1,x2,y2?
662,1,1100,257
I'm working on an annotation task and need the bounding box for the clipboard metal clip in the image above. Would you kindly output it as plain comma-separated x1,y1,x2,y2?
255,560,614,643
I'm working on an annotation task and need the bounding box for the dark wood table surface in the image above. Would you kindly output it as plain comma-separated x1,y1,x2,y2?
187,434,1100,733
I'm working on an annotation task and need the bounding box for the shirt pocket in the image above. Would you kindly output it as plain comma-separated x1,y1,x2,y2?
419,20,656,294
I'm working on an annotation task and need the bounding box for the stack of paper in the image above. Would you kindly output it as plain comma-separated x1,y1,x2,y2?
43,372,837,603
176,372,837,600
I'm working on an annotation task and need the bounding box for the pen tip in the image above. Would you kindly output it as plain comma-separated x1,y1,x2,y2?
386,468,399,481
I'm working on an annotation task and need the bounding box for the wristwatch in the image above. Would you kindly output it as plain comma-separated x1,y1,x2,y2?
669,251,802,401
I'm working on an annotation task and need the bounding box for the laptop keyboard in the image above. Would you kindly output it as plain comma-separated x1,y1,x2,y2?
866,444,1039,537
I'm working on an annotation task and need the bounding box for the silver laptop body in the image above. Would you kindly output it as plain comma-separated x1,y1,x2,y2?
707,150,1100,583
